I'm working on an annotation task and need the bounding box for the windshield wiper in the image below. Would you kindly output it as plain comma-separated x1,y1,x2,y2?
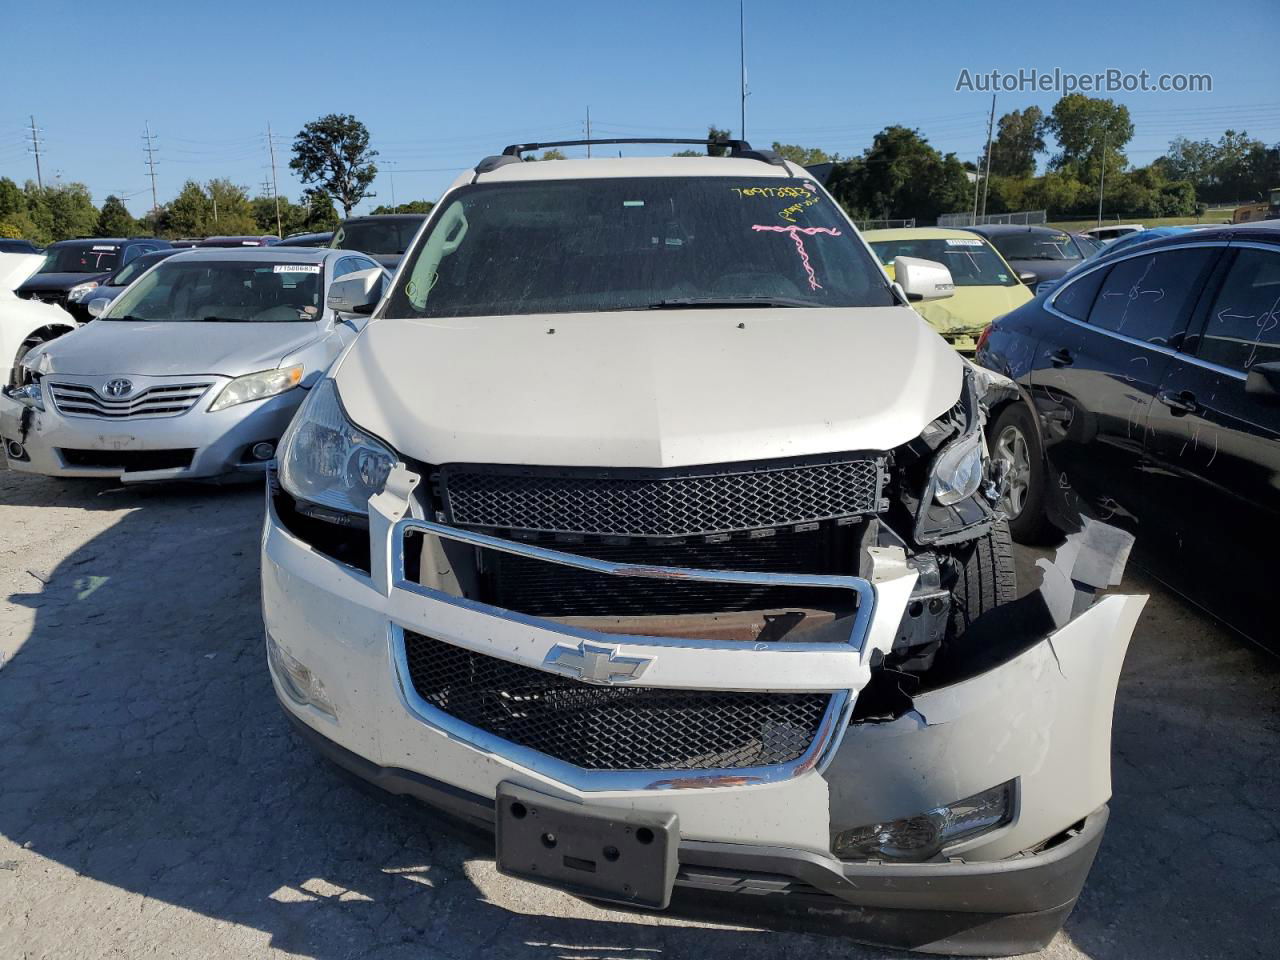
645,296,815,310
201,316,255,322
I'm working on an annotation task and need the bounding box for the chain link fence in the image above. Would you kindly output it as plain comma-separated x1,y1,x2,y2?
853,218,916,230
938,210,1047,227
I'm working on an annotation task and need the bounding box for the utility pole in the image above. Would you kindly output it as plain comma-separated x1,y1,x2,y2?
586,106,591,157
267,121,283,238
739,1,748,140
971,153,982,225
27,116,44,190
979,94,996,219
143,122,160,218
1096,126,1108,227
388,161,397,213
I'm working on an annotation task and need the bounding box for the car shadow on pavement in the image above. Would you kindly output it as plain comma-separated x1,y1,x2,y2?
2,471,1278,960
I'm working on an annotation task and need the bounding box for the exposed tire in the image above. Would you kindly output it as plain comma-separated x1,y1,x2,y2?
989,403,1057,544
10,337,46,388
944,518,1018,639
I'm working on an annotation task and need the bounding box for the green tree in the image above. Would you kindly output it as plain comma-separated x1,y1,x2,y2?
770,142,832,165
203,179,257,235
1045,94,1133,181
159,180,213,237
94,195,137,237
289,113,378,216
26,182,98,242
827,126,971,222
0,177,38,241
299,189,340,231
983,107,1046,178
371,199,434,215
523,149,568,161
707,125,732,157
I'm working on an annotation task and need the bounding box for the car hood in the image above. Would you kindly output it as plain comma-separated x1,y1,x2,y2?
18,272,110,293
914,284,1035,338
1006,259,1080,284
28,320,325,378
333,306,964,468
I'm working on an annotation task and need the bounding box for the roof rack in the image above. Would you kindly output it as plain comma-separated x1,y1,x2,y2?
474,138,787,175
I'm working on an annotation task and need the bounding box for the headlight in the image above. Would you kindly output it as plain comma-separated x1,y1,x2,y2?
67,281,99,303
208,364,303,412
277,377,397,515
831,781,1014,861
932,427,985,506
6,382,45,411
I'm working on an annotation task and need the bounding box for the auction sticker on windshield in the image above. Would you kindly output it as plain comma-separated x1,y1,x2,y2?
273,264,321,274
946,238,984,246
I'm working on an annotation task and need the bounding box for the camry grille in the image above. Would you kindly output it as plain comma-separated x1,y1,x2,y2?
48,381,213,419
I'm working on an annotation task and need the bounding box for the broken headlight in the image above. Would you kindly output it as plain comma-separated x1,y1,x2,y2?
277,377,397,516
931,427,985,506
831,780,1014,861
6,382,45,411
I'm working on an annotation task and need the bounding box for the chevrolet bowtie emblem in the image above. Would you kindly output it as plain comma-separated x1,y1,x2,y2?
542,641,653,684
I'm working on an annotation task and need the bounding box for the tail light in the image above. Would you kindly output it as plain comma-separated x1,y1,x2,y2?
975,324,993,355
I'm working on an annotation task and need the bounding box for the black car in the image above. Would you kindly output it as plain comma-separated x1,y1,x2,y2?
968,224,1089,293
65,247,181,321
0,238,41,255
196,235,280,247
977,222,1280,647
278,231,333,247
330,214,427,269
16,237,171,312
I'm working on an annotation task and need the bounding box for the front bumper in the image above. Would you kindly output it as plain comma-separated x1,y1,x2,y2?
0,380,304,481
262,476,1144,955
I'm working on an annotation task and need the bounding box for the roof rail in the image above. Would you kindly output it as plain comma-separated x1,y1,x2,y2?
473,138,787,175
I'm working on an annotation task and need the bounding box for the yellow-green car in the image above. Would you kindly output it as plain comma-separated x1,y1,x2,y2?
862,227,1033,353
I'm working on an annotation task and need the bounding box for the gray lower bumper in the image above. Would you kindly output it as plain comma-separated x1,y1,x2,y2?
283,705,1105,957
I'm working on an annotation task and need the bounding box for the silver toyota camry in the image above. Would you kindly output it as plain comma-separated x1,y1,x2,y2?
0,247,386,482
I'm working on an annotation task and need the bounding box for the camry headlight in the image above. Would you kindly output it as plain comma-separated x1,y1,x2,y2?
277,377,397,515
67,281,99,303
6,382,45,411
208,364,303,412
832,781,1014,862
932,427,985,506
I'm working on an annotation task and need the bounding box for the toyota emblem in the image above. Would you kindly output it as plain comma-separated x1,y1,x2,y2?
103,378,133,398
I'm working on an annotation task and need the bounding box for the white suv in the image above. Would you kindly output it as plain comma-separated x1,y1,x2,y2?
261,138,1145,955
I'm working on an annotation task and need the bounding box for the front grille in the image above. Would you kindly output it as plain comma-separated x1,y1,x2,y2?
49,381,213,419
402,631,832,771
59,448,195,471
18,290,67,309
476,524,860,617
440,456,884,539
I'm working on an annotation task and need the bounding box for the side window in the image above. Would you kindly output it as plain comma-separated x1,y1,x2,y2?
1052,265,1109,321
1086,248,1217,345
332,257,359,278
1197,248,1280,372
122,246,140,264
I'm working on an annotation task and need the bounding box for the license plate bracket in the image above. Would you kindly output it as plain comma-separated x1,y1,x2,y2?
495,782,678,909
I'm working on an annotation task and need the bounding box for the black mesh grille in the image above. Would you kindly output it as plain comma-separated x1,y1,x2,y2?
402,631,831,771
440,457,883,538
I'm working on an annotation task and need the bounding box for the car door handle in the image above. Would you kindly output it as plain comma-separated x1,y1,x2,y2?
1157,390,1198,416
1048,348,1074,368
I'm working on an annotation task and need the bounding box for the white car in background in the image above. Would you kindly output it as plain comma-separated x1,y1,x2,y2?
0,253,77,386
1081,223,1145,244
261,138,1148,955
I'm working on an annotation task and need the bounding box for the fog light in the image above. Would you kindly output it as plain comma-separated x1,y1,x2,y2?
5,439,26,460
266,632,337,719
832,781,1014,862
251,441,276,461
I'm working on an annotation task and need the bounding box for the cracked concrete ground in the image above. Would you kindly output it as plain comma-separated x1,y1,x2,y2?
1,466,1277,960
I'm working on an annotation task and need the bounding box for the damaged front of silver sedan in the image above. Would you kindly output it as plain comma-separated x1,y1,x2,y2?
261,148,1146,957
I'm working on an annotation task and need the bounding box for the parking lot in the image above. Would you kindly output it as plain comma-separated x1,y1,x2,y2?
0,466,1276,959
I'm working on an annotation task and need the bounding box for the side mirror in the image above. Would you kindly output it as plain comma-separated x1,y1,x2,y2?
1245,361,1280,399
86,297,111,318
326,267,383,316
894,256,955,302
1017,271,1039,286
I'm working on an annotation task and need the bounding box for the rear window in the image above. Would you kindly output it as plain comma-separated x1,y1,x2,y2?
989,232,1081,263
40,244,119,274
1196,247,1280,371
869,237,1017,287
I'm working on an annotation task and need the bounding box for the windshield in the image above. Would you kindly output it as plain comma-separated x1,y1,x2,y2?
989,232,1082,262
106,252,170,287
869,237,1018,287
333,219,423,256
103,260,324,322
386,177,894,318
40,244,120,274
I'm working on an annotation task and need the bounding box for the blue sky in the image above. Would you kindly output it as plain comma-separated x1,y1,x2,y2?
2,0,1277,217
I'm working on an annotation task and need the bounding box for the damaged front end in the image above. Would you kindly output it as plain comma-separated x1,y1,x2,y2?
263,371,1145,956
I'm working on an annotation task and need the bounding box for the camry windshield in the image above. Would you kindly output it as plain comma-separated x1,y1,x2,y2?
333,219,422,256
869,238,1018,287
40,244,120,274
102,260,323,322
386,177,895,318
989,232,1081,262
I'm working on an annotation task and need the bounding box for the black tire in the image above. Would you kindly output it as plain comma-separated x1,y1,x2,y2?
945,518,1018,639
10,337,44,388
989,403,1057,544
